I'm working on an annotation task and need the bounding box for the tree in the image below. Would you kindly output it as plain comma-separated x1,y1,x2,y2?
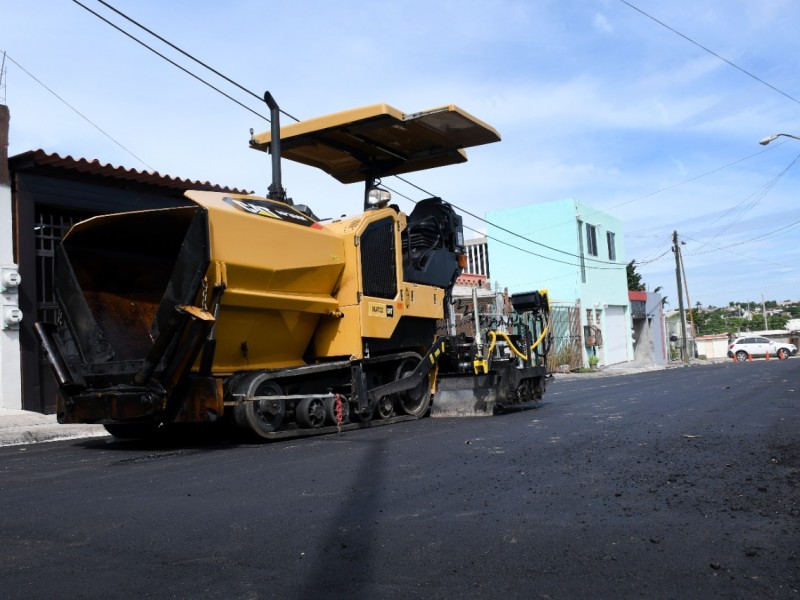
627,260,645,291
768,313,788,330
653,286,669,307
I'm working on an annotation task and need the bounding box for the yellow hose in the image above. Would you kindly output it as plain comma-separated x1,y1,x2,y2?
485,326,550,362
530,325,549,352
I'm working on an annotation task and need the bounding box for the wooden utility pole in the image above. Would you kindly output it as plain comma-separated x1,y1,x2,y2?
678,244,697,340
673,231,688,364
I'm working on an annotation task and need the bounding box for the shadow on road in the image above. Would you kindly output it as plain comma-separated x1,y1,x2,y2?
295,435,388,600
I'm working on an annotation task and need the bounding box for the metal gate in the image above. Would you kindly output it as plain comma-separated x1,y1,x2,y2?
547,303,583,372
33,206,89,413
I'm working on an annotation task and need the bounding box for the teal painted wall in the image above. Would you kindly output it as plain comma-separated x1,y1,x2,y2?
486,199,627,304
486,199,632,364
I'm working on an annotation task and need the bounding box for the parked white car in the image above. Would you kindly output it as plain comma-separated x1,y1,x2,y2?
727,336,797,361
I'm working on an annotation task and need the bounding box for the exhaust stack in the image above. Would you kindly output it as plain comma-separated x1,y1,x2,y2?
263,91,288,204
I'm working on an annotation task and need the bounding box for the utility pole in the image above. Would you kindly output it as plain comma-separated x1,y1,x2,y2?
678,244,697,341
761,293,768,331
673,231,688,364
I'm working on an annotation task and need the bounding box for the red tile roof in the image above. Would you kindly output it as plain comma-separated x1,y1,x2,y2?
9,150,251,195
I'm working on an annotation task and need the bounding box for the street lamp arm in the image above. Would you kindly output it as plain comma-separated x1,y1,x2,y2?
759,132,800,146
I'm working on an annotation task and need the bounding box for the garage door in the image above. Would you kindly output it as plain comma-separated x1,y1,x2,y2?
603,305,629,365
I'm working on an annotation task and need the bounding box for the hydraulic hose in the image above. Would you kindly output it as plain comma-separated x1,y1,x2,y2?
485,326,550,362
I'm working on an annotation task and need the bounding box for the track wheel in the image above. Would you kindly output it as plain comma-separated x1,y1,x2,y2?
393,356,431,417
296,397,326,429
374,396,394,420
324,395,349,426
352,403,373,424
233,375,284,439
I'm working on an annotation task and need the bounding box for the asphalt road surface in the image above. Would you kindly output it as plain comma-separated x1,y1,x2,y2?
1,361,798,599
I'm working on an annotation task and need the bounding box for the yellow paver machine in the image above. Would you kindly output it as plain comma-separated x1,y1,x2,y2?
36,93,552,439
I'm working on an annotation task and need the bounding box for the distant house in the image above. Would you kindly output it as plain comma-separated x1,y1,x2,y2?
486,199,632,367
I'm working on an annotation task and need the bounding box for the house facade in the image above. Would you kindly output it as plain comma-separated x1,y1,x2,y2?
486,199,633,367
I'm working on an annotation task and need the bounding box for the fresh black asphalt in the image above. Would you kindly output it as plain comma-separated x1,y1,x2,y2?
1,360,798,598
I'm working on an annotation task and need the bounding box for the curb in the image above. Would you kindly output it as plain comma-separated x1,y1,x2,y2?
0,409,108,448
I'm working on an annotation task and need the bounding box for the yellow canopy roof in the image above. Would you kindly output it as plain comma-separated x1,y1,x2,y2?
250,103,500,184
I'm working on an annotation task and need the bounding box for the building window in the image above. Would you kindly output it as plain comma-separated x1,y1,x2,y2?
607,231,616,261
586,223,598,256
464,237,489,277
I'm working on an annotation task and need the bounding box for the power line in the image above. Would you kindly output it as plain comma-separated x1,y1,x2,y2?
619,0,800,106
636,245,672,266
681,235,794,270
76,0,784,278
73,0,630,272
609,145,781,211
71,0,270,123
503,144,781,245
394,175,621,267
649,151,800,264
740,219,800,244
383,183,622,271
689,277,800,302
3,53,155,171
692,151,800,251
92,0,300,123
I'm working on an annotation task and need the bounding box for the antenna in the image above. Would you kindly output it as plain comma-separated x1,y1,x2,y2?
0,52,7,105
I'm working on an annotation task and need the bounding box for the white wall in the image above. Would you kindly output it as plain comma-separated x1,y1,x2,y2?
695,336,730,360
0,180,22,410
1,104,22,410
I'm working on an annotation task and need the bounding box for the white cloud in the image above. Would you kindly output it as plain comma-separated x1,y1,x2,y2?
3,0,800,305
593,13,613,34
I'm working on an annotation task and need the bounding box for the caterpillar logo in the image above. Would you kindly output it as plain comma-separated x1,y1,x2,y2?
369,303,394,318
222,196,317,228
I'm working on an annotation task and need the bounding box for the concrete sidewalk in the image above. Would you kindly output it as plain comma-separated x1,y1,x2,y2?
553,357,730,381
0,408,108,447
552,361,672,381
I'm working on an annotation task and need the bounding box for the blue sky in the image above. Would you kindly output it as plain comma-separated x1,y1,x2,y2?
3,0,800,308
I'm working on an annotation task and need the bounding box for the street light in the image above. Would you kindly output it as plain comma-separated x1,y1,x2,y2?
759,132,800,146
